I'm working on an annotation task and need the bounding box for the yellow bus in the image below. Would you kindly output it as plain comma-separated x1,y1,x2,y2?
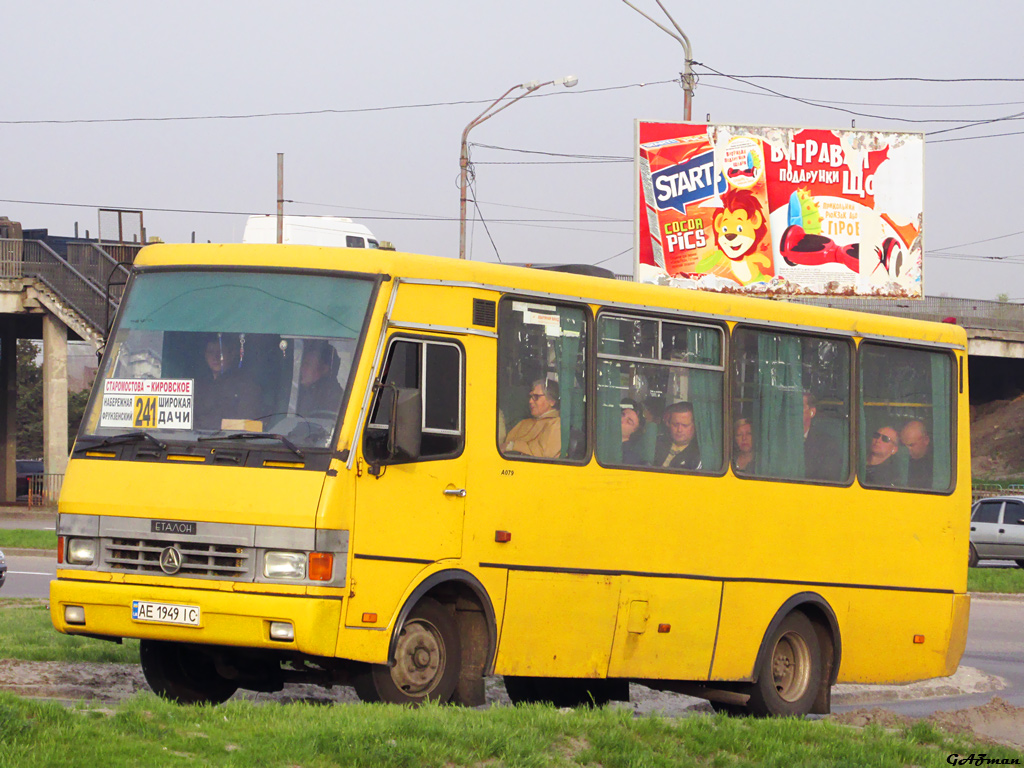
51,244,969,716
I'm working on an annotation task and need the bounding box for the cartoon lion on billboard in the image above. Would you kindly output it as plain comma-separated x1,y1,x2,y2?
693,188,772,286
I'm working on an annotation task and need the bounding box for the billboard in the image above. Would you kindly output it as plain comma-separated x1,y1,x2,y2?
635,122,924,297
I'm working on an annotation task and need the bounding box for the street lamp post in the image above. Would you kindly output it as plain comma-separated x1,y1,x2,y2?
459,75,578,260
621,0,694,120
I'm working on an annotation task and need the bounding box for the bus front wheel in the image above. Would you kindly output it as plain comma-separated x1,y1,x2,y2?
747,612,822,717
353,598,461,705
139,640,238,705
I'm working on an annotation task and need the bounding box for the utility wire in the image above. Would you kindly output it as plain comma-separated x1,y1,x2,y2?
468,180,502,263
0,80,676,126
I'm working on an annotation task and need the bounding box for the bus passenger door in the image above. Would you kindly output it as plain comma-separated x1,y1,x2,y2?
347,335,467,626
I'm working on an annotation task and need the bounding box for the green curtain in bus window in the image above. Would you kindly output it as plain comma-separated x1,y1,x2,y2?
596,315,624,465
756,333,804,478
687,326,723,471
558,309,585,459
596,361,624,465
931,354,953,490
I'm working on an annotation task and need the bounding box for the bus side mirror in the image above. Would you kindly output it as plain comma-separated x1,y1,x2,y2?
368,383,421,476
389,387,422,461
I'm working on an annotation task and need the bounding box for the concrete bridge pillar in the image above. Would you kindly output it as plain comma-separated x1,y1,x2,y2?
42,313,68,478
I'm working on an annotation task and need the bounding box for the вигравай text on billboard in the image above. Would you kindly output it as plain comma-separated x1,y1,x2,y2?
635,122,924,297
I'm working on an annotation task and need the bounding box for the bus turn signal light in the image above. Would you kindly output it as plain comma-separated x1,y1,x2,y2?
658,624,671,633
913,635,925,644
308,552,333,581
495,531,512,543
57,536,64,564
362,613,377,623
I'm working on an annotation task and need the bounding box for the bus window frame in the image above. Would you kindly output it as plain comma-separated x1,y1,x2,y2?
728,323,856,488
496,295,593,467
856,339,958,496
593,308,729,477
364,332,467,465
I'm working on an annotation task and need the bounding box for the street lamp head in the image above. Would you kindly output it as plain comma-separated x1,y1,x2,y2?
558,75,579,88
522,80,540,90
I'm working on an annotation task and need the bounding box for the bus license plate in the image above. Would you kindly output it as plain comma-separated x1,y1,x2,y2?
132,600,200,626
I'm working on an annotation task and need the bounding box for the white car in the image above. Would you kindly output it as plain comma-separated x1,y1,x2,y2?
969,496,1024,567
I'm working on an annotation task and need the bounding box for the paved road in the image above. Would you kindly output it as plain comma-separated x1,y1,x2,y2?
1,553,55,599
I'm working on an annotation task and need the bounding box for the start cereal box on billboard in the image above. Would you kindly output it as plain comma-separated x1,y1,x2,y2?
635,122,924,298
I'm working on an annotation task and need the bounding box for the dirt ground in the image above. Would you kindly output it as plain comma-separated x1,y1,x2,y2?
2,659,1023,750
971,394,1024,481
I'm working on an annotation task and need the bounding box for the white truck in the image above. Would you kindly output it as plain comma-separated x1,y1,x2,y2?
242,215,379,249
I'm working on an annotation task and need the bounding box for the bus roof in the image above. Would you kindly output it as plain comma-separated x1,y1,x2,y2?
133,243,967,348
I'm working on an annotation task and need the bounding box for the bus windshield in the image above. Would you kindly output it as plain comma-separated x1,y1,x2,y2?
81,270,375,449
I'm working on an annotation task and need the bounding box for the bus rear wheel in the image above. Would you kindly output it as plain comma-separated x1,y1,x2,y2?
747,612,822,717
353,598,460,705
139,640,238,705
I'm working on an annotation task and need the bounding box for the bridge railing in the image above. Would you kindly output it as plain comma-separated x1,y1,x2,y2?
0,238,118,334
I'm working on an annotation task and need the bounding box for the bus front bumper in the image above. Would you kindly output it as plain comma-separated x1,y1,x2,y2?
50,578,342,658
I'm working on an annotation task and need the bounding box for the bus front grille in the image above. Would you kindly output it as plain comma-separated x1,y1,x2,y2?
103,538,251,579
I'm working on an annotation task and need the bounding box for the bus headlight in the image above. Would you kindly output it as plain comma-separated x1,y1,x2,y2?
264,551,306,580
67,538,97,565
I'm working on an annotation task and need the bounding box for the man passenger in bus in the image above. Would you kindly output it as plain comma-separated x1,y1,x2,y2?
620,399,647,465
865,425,900,486
803,392,842,481
733,417,755,474
900,419,933,488
194,333,262,431
653,401,701,470
503,379,561,458
297,340,343,416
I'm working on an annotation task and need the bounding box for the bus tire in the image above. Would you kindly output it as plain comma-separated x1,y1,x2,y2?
353,598,460,705
139,640,238,705
747,611,821,717
968,544,979,568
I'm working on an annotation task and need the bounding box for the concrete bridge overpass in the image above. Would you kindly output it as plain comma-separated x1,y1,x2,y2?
0,231,135,502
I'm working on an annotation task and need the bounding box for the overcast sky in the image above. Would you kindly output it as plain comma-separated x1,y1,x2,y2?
3,1,1021,300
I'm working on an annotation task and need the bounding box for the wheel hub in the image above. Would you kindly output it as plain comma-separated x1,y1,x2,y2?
391,619,445,695
772,631,811,702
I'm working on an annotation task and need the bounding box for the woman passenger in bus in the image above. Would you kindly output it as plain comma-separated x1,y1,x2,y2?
503,379,561,458
620,399,647,466
733,417,755,474
865,425,900,486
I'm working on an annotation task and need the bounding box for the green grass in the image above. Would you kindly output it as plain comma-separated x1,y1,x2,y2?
0,599,139,663
0,692,1018,768
0,528,58,550
968,566,1024,593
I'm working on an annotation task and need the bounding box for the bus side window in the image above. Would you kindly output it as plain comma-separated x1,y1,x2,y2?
497,299,587,462
365,338,464,463
596,313,724,472
731,327,850,483
859,343,953,492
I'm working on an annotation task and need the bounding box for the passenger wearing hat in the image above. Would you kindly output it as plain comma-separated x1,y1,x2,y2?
620,399,648,466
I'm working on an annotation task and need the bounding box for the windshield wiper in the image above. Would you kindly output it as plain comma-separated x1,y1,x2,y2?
88,431,168,452
198,432,304,459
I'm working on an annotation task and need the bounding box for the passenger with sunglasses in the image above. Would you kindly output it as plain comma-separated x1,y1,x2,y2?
503,379,561,458
865,425,900,487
